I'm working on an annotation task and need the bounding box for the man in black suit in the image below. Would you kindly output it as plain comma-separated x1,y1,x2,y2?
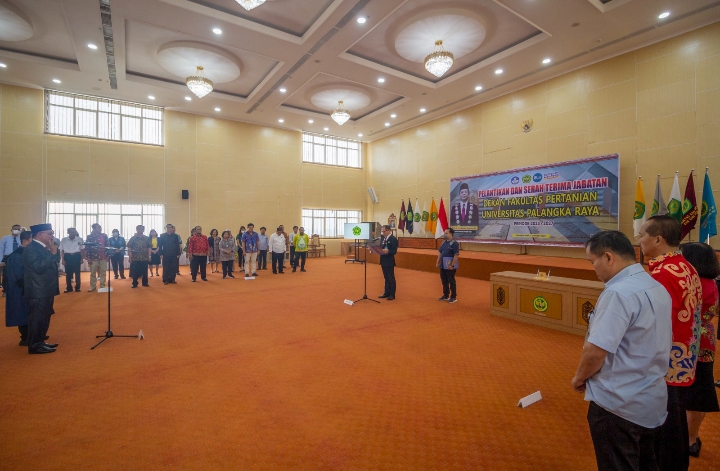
23,223,60,354
378,225,398,301
158,224,183,285
450,182,479,227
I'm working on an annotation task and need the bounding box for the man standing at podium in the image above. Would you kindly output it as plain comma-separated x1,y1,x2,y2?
378,225,398,301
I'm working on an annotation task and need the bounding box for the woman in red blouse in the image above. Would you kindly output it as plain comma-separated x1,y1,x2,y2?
680,242,719,458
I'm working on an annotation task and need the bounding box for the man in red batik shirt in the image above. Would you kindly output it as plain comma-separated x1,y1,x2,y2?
639,215,702,471
187,225,210,282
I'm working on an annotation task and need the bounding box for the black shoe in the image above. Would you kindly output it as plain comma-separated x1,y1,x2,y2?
292,268,296,272
142,284,149,287
75,288,81,292
201,278,208,281
229,275,235,278
43,342,59,348
300,269,306,272
689,437,702,457
448,297,457,304
164,282,169,285
223,276,227,279
279,271,284,274
131,284,138,288
19,339,28,347
64,289,73,293
252,273,258,276
438,296,449,301
29,345,55,354
378,294,389,298
387,296,395,300
191,279,196,282
273,271,277,274
120,276,126,279
114,276,119,279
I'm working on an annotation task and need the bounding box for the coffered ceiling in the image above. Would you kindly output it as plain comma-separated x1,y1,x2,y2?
0,0,718,142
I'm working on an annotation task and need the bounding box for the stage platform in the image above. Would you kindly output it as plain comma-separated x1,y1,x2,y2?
366,248,599,282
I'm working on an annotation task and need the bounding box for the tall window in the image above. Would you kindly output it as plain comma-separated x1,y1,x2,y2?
302,132,362,168
47,202,164,240
302,209,362,238
45,90,164,146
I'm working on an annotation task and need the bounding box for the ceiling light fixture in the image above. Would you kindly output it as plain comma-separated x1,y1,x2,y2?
385,122,390,127
88,44,98,50
186,66,213,98
331,100,350,126
212,28,222,35
215,107,221,111
278,119,284,123
424,40,454,78
420,108,426,113
236,0,266,11
391,114,396,118
0,63,7,68
495,69,503,75
308,119,314,124
475,85,482,91
377,77,385,83
542,58,551,64
185,96,192,101
658,12,670,19
358,133,363,137
279,88,287,93
324,127,329,131
52,79,61,84
357,17,367,24
148,95,155,100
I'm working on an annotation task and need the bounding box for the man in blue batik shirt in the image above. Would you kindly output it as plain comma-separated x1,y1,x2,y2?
572,230,672,471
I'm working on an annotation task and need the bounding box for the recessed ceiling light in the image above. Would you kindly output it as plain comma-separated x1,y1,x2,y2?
357,17,367,24
475,85,483,91
279,88,286,93
324,127,329,131
420,108,426,113
184,96,192,101
0,63,6,68
52,79,61,84
212,28,222,34
308,119,314,124
278,119,284,123
495,69,503,75
391,114,396,118
385,122,390,127
542,58,551,64
658,12,670,19
377,77,385,83
87,43,98,50
148,95,155,100
214,107,221,112
358,133,363,137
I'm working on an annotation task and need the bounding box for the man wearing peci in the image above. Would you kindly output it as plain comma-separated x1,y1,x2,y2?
378,225,398,301
23,224,60,354
450,182,479,227
572,230,671,471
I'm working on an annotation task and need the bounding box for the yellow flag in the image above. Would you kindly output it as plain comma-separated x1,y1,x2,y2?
428,198,438,233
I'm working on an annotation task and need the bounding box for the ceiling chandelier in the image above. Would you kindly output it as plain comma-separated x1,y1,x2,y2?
424,40,454,78
186,66,213,98
331,100,350,126
236,0,266,11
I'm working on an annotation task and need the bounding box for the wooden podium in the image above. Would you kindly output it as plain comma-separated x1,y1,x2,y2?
489,271,604,336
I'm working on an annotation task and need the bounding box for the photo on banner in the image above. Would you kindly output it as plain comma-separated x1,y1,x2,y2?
449,154,620,247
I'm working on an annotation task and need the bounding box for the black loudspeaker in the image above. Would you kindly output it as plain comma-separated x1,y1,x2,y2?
182,190,189,200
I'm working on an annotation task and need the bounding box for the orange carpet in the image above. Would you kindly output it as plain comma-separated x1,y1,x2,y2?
0,257,717,470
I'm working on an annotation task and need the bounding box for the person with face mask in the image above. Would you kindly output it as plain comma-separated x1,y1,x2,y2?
292,227,309,273
108,229,127,280
59,227,84,293
1,225,22,297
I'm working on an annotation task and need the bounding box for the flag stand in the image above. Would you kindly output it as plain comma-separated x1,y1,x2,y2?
354,241,380,305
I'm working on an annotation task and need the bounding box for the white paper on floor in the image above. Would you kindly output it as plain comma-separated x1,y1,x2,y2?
344,299,354,306
244,276,255,280
517,391,542,408
138,329,145,340
97,287,113,293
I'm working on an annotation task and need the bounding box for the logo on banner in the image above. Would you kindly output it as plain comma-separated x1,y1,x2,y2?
533,173,543,183
352,226,362,236
522,174,532,183
533,296,548,312
511,176,520,185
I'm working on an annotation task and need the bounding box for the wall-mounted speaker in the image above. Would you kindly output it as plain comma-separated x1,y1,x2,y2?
182,190,189,200
367,187,379,204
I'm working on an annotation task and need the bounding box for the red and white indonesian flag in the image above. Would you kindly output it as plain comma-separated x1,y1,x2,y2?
435,198,449,239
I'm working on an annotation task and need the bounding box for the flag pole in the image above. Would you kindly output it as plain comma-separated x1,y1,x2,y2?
690,168,694,241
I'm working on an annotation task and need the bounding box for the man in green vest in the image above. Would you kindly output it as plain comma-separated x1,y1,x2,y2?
292,227,310,273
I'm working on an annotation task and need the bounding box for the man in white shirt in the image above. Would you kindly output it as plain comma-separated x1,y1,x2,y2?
269,227,287,274
59,227,84,293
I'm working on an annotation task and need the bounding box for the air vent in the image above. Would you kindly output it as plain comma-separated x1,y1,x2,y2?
99,0,117,89
586,0,635,13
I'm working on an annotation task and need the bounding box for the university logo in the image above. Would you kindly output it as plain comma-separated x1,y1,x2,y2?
511,176,520,185
400,211,406,220
352,226,362,236
701,201,708,218
652,201,659,215
414,212,421,222
533,296,548,312
634,201,645,219
532,173,543,183
430,212,438,221
682,198,692,214
407,211,414,221
522,174,532,183
668,199,680,214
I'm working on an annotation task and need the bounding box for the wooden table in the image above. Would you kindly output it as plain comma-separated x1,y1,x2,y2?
489,271,604,336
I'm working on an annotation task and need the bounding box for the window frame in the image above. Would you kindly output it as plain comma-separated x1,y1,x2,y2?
302,132,362,169
301,208,363,239
47,202,165,241
44,90,164,147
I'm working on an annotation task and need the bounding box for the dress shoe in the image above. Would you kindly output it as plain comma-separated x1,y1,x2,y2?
43,342,59,348
378,294,389,299
121,276,126,279
131,284,138,288
689,437,702,457
438,296,449,301
387,296,395,301
448,297,457,304
114,276,119,279
202,278,208,281
75,288,81,292
229,275,235,278
19,339,28,347
88,288,96,292
64,289,73,293
29,345,55,354
252,273,258,276
300,269,306,272
164,282,169,285
142,284,150,287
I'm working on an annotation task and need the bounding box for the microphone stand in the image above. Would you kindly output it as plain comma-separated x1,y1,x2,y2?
91,246,139,349
354,239,380,304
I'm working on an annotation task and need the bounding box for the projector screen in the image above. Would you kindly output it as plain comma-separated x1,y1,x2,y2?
344,222,372,240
